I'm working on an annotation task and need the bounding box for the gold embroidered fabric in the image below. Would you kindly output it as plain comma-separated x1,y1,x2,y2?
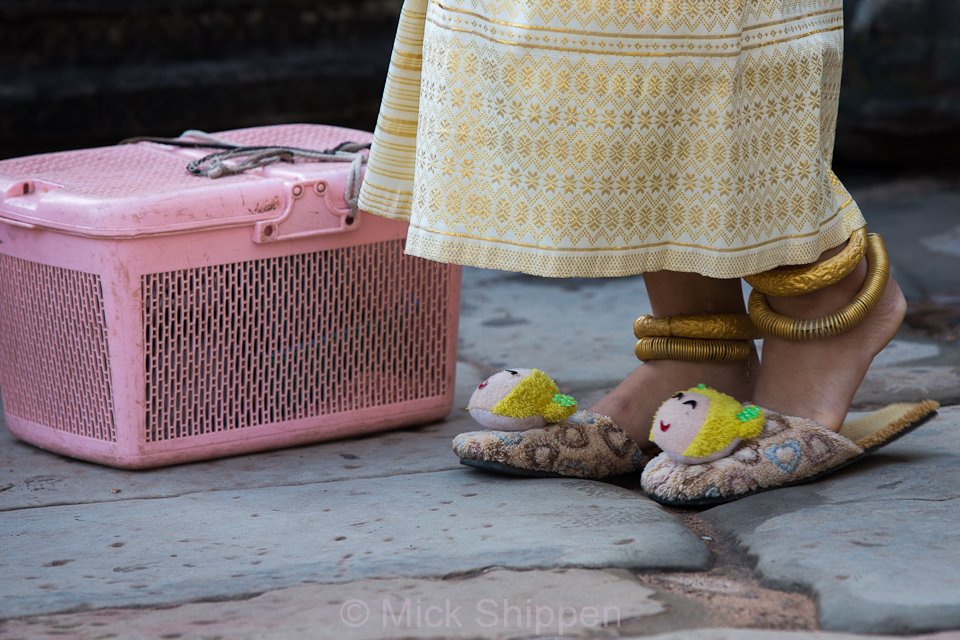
357,0,867,278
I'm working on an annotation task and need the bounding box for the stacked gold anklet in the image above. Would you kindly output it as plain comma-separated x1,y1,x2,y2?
744,227,867,297
633,313,759,362
747,229,890,341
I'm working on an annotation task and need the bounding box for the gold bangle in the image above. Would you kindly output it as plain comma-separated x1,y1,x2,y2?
748,233,889,341
745,227,868,297
634,337,755,362
634,313,759,340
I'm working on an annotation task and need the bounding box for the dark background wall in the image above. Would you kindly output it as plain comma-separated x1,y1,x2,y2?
1,0,958,169
838,0,960,168
0,0,400,159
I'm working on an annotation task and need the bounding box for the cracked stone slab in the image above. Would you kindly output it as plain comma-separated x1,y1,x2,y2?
702,406,960,634
871,340,940,368
0,362,485,511
853,366,960,409
0,471,709,618
624,630,959,640
920,223,960,259
457,267,650,388
855,187,960,296
0,568,662,639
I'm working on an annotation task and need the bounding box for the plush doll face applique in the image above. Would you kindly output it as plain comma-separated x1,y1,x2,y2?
653,391,711,459
468,369,545,431
467,368,578,431
651,385,765,464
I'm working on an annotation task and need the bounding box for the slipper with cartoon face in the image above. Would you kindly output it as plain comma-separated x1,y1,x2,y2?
641,385,939,507
454,368,650,479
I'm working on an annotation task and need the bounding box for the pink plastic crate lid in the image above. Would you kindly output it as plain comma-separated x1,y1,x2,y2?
0,124,373,238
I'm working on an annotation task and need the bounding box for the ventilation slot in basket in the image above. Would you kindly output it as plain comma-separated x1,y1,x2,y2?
0,255,117,441
142,239,453,442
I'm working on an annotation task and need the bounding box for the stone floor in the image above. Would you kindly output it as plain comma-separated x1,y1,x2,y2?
1,177,959,639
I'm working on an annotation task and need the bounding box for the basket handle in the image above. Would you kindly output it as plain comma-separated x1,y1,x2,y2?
121,131,371,220
0,215,37,230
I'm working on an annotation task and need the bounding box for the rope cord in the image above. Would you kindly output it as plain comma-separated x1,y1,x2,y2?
121,130,371,219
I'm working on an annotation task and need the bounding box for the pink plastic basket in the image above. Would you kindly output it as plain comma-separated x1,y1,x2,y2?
0,124,461,468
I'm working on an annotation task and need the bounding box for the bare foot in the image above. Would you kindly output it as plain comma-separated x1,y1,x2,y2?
598,271,760,447
752,259,907,431
588,354,759,448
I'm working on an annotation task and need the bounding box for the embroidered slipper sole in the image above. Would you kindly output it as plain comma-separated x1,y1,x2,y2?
452,410,649,480
459,457,652,480
841,401,940,454
459,458,567,478
642,400,940,509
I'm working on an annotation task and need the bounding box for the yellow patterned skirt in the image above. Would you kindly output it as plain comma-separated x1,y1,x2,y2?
357,0,866,278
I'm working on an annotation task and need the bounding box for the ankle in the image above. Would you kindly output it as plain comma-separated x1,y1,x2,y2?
753,274,907,429
644,358,756,386
587,355,758,447
767,259,867,319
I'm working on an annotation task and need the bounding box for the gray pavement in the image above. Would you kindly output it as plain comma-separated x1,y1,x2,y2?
1,178,959,639
705,406,960,634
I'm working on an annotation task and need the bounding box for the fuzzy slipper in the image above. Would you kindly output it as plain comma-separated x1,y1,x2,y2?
640,399,940,508
452,409,652,479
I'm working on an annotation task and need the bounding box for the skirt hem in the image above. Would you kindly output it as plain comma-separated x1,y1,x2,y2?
359,204,865,280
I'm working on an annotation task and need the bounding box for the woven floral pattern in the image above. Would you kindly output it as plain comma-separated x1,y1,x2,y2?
358,0,866,278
